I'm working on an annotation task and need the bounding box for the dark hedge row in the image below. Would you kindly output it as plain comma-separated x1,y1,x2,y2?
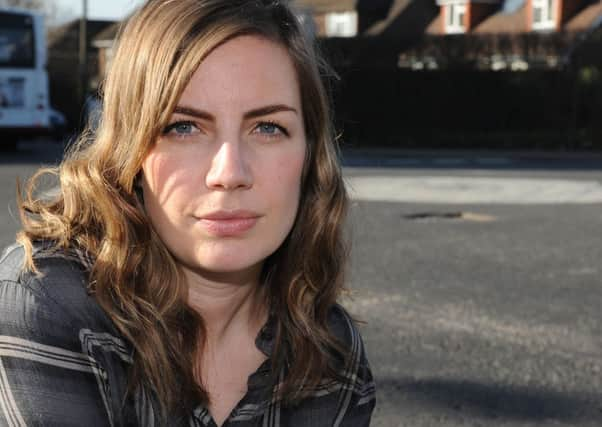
331,67,602,150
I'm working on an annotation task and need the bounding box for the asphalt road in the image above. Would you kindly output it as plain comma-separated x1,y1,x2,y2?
344,154,602,426
1,141,601,426
0,140,65,249
347,200,601,427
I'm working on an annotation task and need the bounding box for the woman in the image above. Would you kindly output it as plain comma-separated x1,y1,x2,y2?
0,0,375,425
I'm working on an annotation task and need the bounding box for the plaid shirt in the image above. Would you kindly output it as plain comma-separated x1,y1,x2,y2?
0,244,376,426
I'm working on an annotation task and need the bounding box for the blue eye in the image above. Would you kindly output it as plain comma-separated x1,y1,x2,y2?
174,123,193,134
254,121,288,138
258,123,278,134
163,121,199,137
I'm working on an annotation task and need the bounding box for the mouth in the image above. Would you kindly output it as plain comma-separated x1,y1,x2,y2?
196,210,261,236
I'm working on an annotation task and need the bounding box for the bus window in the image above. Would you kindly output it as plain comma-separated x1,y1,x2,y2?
0,13,34,68
0,77,25,107
0,8,50,142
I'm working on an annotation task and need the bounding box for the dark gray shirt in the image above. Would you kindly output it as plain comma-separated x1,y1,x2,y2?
0,244,375,426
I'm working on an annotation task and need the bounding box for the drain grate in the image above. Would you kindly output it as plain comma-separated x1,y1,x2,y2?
403,212,462,220
402,212,497,222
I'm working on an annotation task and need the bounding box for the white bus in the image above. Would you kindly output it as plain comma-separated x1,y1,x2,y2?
0,8,50,147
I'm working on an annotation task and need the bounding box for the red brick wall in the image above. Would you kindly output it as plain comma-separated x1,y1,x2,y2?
554,0,561,27
440,5,446,34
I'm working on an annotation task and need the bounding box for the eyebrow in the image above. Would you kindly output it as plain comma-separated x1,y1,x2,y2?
173,104,298,121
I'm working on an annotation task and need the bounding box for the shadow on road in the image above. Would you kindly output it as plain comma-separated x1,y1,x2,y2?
378,377,602,422
0,140,67,166
342,150,602,171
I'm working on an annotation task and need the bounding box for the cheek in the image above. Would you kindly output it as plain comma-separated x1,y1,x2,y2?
142,151,169,196
272,147,305,214
278,154,303,185
142,150,197,208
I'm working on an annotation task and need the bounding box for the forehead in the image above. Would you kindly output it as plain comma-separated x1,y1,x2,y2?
178,35,301,112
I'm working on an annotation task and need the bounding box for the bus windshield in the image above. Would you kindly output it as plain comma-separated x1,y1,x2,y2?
0,12,34,68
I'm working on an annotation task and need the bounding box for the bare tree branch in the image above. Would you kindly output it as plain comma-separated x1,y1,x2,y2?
0,0,44,11
0,0,72,28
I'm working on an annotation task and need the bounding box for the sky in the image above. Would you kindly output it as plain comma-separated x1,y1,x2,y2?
49,0,527,24
503,0,525,13
53,0,145,21
50,0,527,22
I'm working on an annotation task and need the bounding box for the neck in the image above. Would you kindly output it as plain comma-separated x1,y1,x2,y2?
186,267,267,347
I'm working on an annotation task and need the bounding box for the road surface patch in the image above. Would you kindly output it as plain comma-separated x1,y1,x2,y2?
345,176,602,204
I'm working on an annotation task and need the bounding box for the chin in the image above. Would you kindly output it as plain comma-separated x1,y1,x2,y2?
199,259,260,274
169,236,288,280
191,247,272,276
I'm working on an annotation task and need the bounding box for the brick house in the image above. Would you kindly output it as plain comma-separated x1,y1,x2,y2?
392,0,602,69
92,22,121,82
47,19,115,125
292,0,440,39
428,0,602,34
434,0,500,34
292,0,358,37
361,0,440,38
93,2,367,80
91,2,386,76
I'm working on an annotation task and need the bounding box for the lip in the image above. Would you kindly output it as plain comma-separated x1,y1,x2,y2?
200,210,261,220
196,210,261,236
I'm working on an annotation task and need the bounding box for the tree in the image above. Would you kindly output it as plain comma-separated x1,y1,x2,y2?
0,0,72,28
0,0,44,10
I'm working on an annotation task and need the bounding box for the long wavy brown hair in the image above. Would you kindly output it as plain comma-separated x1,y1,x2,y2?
18,0,349,419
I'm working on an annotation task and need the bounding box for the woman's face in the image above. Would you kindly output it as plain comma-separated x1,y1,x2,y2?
141,35,306,281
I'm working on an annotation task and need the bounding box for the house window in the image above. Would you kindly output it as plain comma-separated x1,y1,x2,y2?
445,3,467,34
532,0,556,30
325,11,358,37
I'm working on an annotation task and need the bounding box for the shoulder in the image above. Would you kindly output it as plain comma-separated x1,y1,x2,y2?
0,243,134,425
327,304,371,371
326,304,360,350
0,240,90,283
327,305,376,425
327,304,375,394
0,242,121,344
0,240,133,374
279,305,376,426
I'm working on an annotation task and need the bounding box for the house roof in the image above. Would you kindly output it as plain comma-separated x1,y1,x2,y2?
291,0,356,13
474,2,527,33
94,22,122,43
48,19,116,50
357,0,396,12
364,0,410,34
565,1,602,32
90,1,361,45
364,0,440,37
425,14,442,34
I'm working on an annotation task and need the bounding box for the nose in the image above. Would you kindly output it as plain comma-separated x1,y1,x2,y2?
205,141,253,191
